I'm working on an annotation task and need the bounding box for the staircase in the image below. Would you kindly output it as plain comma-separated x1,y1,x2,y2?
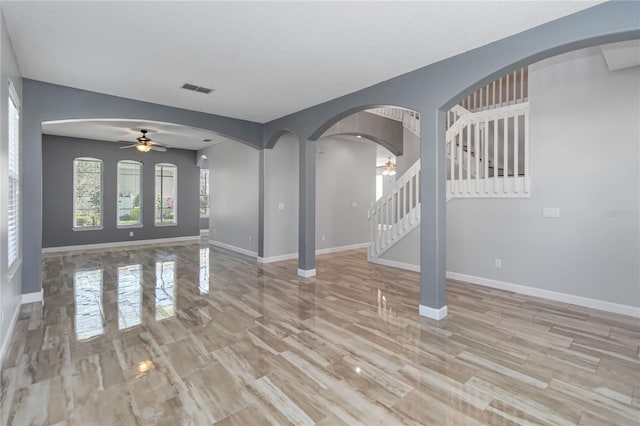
368,71,530,260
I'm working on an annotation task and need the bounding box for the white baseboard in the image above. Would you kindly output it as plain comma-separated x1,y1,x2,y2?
0,300,21,367
21,289,43,304
257,253,298,264
297,268,316,278
316,243,369,256
447,272,640,319
419,304,448,320
258,243,369,264
368,256,420,272
42,235,201,254
210,240,258,258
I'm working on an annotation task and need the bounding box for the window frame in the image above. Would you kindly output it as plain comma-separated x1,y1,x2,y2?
116,160,143,229
7,80,20,272
154,163,178,227
72,157,104,231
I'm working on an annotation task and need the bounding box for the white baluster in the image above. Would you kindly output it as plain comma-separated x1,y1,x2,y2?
503,115,509,194
458,132,463,194
514,111,519,193
484,117,489,193
493,117,498,194
513,71,517,104
466,123,471,193
524,107,530,193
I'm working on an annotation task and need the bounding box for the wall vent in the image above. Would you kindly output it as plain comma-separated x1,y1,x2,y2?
182,83,214,94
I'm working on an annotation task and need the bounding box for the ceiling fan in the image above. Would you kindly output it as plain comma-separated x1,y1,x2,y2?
118,129,168,153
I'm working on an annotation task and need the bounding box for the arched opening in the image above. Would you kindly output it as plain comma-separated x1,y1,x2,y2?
442,39,640,312
311,106,422,291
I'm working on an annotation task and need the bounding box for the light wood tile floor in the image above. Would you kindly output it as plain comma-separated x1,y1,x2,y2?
1,241,639,425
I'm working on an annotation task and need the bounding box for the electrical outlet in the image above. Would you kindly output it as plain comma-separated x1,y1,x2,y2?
494,259,502,268
278,202,285,210
129,231,134,237
321,234,326,241
248,236,252,242
543,207,560,218
212,228,216,234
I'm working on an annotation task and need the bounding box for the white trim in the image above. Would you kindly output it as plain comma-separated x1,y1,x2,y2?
21,289,43,304
209,240,258,257
42,235,200,254
297,268,316,278
73,226,104,232
316,242,369,255
419,304,448,320
368,257,420,272
447,272,640,319
257,253,298,263
0,300,20,367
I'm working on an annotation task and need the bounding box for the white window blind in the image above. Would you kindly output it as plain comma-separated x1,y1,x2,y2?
8,83,20,268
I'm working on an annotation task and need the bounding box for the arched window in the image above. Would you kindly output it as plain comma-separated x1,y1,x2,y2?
155,163,177,225
73,157,103,229
117,160,143,227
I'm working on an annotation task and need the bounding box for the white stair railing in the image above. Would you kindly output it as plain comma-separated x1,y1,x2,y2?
446,102,530,199
368,160,420,259
367,107,421,137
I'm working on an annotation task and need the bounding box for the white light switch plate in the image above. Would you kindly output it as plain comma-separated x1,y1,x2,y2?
277,202,285,210
351,202,358,208
543,207,560,218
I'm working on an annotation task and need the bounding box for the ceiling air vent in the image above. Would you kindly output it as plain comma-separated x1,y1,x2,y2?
181,83,214,94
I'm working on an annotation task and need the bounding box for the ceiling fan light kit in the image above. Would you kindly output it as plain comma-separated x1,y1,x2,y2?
119,129,169,153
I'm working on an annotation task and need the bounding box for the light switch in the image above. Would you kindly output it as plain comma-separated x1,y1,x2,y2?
543,207,560,218
278,202,285,210
351,202,358,208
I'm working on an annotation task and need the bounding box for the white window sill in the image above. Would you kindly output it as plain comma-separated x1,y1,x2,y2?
154,222,178,227
117,224,143,229
73,226,104,231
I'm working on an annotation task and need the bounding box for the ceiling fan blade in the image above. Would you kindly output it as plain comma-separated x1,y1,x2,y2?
150,145,167,152
119,145,138,149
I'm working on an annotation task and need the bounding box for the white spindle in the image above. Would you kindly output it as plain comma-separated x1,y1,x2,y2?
514,112,519,193
499,77,503,107
512,71,517,104
449,135,455,191
503,115,509,193
524,108,530,193
458,132,463,194
520,68,524,103
466,123,471,189
493,117,498,194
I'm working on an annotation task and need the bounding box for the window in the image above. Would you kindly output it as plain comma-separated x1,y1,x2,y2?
74,269,104,340
117,161,142,227
73,158,103,229
118,264,142,330
200,168,210,217
8,82,20,268
156,261,176,320
155,163,177,225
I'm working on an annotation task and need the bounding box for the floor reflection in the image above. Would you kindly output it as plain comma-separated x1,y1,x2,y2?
199,247,209,295
74,269,104,340
155,260,176,320
118,264,142,330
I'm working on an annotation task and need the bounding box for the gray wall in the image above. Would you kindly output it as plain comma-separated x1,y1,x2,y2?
263,133,298,258
396,128,420,177
316,136,376,250
42,135,200,247
446,47,639,307
203,140,259,255
0,10,22,362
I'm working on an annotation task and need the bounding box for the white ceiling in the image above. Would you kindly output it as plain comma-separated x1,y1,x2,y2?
42,119,229,151
2,1,602,123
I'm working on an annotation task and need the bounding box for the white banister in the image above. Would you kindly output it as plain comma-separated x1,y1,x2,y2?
368,159,421,259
